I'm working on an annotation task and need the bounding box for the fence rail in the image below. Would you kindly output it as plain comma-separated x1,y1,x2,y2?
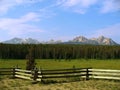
14,68,91,81
90,69,120,80
0,68,15,75
41,68,90,80
1,68,120,81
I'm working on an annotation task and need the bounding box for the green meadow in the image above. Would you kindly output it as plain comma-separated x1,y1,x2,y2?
0,59,120,90
0,59,120,70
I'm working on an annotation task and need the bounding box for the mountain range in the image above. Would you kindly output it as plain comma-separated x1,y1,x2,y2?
2,38,40,44
0,36,118,45
67,36,118,45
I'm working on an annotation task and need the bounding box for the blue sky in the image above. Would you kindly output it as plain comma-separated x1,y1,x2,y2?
0,0,120,43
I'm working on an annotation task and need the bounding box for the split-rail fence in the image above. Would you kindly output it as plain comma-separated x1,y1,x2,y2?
0,68,120,82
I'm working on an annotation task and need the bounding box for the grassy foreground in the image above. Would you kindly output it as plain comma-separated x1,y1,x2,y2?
0,78,120,90
0,59,120,69
0,59,120,90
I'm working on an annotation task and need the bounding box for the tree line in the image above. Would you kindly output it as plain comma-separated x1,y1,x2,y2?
0,43,120,60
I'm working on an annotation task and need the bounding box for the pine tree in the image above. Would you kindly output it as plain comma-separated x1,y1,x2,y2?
26,46,36,70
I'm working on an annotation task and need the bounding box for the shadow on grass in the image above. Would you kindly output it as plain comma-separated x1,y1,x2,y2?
40,77,86,84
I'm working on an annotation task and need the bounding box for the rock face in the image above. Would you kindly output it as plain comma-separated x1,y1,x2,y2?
91,36,117,45
69,36,117,45
73,36,88,42
23,38,40,44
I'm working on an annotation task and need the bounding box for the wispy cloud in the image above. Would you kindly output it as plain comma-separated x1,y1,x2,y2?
92,23,120,38
63,0,97,7
0,0,43,14
56,0,120,14
1,0,119,15
0,0,56,38
0,0,14,14
100,0,120,13
0,12,43,36
56,0,97,14
39,6,56,18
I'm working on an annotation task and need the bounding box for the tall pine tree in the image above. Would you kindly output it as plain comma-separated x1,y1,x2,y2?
26,46,36,70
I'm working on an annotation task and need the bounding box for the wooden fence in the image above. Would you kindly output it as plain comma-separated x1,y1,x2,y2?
0,68,16,76
14,68,91,82
89,69,120,80
1,68,120,81
14,68,42,81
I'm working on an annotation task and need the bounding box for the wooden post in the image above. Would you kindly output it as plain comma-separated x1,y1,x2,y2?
39,67,42,82
86,68,89,80
33,68,38,81
12,67,16,78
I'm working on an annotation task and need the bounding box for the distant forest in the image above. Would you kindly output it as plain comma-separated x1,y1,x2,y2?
0,43,120,60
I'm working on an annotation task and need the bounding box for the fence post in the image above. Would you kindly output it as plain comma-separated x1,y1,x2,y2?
73,65,75,71
73,65,77,74
39,67,42,82
12,67,16,78
33,68,38,81
86,68,89,80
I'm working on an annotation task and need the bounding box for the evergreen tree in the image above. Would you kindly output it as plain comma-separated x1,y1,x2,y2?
26,46,36,70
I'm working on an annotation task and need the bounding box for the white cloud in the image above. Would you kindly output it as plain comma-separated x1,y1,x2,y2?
15,0,43,4
56,0,120,14
100,0,120,13
0,0,120,15
0,12,43,36
1,0,120,15
56,0,98,14
0,0,14,14
0,0,43,14
93,23,120,37
39,7,56,18
21,12,40,22
64,0,97,7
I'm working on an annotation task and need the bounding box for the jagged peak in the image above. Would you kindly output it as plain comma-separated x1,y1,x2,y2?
70,35,117,45
97,35,108,40
1,36,118,45
73,36,88,42
98,35,106,38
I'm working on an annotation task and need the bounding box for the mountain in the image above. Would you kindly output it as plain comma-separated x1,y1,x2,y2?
90,36,117,45
72,36,88,42
23,38,40,44
67,36,118,45
68,36,98,45
1,36,118,45
2,37,40,44
42,39,62,44
1,38,62,44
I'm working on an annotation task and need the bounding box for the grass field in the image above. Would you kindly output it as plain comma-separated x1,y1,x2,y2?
0,59,120,70
0,59,120,90
0,78,120,90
